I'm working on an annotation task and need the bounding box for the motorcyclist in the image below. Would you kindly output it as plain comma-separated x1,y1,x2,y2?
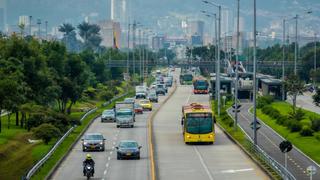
83,154,95,176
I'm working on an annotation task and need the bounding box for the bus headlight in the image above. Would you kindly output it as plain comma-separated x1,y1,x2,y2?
187,135,191,139
209,135,213,138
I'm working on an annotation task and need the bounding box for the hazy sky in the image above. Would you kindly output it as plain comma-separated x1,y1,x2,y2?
5,0,320,37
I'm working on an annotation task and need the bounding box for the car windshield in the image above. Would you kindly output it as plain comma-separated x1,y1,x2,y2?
119,141,138,148
117,110,132,116
124,98,134,103
85,134,103,140
157,84,164,88
195,81,207,86
184,74,193,81
185,113,213,134
140,100,150,104
103,110,114,115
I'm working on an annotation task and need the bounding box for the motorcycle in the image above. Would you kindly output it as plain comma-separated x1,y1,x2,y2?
84,164,94,180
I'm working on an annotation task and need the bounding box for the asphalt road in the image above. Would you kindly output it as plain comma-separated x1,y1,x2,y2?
51,86,175,180
287,92,320,114
153,84,269,180
228,103,320,180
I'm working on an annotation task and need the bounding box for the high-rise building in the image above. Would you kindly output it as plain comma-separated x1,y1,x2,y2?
98,20,121,48
221,9,230,35
188,20,205,38
110,0,127,28
152,35,165,50
19,16,30,26
0,0,7,32
233,17,244,33
191,34,203,46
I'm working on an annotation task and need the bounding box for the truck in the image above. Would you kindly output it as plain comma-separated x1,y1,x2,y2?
115,102,135,128
135,86,148,99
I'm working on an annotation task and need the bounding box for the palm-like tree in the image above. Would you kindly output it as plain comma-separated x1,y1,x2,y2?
18,23,25,37
58,23,75,36
77,22,91,43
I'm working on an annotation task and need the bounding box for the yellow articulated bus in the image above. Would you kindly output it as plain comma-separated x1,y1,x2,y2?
181,103,215,144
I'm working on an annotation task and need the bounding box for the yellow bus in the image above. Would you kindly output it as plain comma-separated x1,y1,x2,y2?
181,103,215,144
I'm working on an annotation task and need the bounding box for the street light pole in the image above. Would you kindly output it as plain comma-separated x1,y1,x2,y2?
294,14,298,75
217,5,221,117
314,33,317,88
282,19,286,101
253,0,258,145
234,0,240,131
29,16,32,36
132,21,136,76
127,23,131,76
45,21,48,40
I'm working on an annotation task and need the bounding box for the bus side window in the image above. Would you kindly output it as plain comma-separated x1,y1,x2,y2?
181,117,184,125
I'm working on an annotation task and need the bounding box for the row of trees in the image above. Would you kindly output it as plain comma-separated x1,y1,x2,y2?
0,33,158,135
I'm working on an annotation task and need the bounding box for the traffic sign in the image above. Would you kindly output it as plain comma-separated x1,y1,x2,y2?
250,121,261,130
307,165,317,175
279,140,293,153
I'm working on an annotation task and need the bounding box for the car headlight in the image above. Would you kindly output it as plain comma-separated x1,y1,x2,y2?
99,142,103,145
84,142,88,145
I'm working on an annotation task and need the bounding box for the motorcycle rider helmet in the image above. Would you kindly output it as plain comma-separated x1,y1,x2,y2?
86,154,92,160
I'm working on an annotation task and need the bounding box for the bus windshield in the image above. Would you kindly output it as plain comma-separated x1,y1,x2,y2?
183,74,193,81
186,113,212,134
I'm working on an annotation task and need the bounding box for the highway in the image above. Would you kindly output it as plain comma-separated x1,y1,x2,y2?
51,85,175,180
228,103,320,180
153,83,269,180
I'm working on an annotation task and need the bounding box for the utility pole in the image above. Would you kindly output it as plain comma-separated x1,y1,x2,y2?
139,28,142,84
132,21,136,76
253,0,258,145
37,19,41,38
282,19,286,101
314,33,317,88
29,16,32,36
127,23,131,76
234,0,240,131
45,21,48,40
217,5,221,117
294,14,298,75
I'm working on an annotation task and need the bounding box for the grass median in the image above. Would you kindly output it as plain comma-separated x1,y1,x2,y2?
254,101,320,164
211,100,281,179
32,92,134,179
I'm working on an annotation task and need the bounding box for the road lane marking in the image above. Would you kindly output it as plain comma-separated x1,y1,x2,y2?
193,146,214,180
239,104,308,175
108,157,111,161
221,168,254,174
110,151,113,155
104,170,107,175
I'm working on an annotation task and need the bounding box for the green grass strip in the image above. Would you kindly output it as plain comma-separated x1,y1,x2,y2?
32,92,134,179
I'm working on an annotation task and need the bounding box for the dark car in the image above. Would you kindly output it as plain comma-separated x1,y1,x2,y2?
116,140,142,160
82,133,105,152
156,84,166,95
148,93,158,103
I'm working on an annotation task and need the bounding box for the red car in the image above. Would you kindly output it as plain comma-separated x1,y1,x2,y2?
134,104,143,114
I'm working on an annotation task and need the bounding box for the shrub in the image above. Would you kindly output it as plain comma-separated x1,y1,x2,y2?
32,123,61,144
300,126,314,136
276,115,289,125
100,90,114,101
257,95,274,108
261,105,281,119
288,120,302,132
288,108,305,121
315,133,320,141
311,118,320,132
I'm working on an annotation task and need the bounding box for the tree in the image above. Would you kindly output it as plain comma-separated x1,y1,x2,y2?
32,123,61,144
313,88,320,106
78,22,102,51
285,74,305,112
59,23,82,52
18,23,25,37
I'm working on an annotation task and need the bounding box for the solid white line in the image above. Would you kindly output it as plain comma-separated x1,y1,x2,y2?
221,168,254,174
193,146,214,180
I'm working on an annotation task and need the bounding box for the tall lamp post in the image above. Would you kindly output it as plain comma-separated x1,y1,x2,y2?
253,0,258,145
234,0,240,131
314,33,317,88
203,0,222,116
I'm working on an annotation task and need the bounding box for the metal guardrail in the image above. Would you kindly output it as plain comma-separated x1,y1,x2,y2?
24,93,129,180
226,107,296,180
